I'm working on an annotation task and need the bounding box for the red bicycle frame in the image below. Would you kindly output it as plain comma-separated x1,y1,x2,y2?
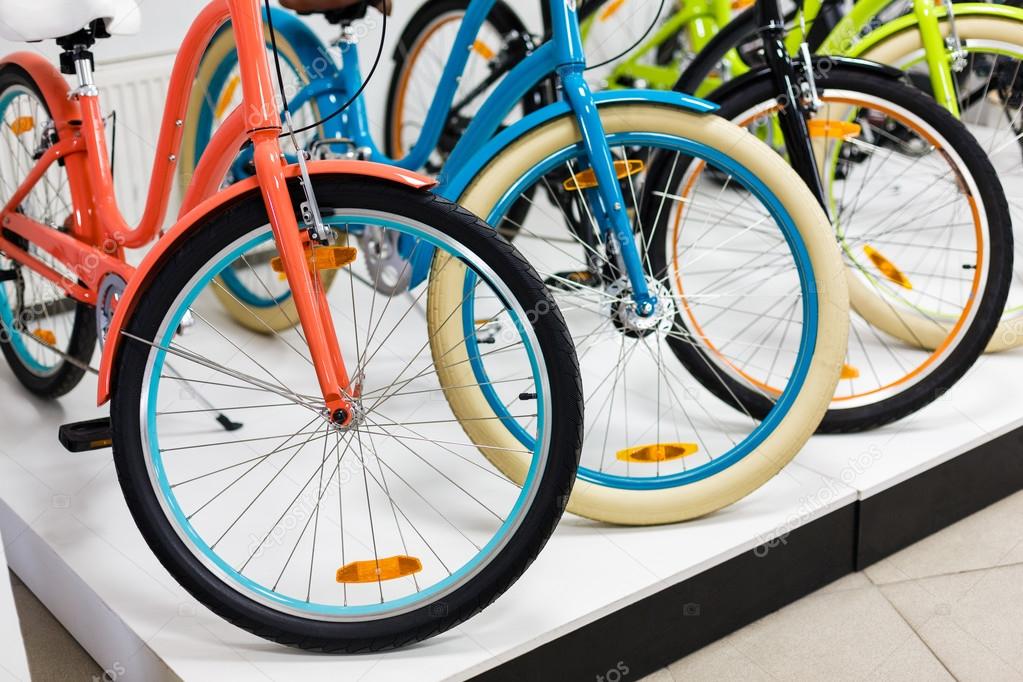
0,0,432,413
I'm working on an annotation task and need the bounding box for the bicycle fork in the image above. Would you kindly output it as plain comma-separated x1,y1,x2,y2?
230,0,355,424
756,0,829,212
560,69,658,316
250,133,356,424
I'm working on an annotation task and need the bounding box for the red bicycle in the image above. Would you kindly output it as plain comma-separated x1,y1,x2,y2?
0,0,581,650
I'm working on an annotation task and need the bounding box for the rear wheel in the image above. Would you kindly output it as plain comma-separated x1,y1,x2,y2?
861,17,1023,351
384,0,539,169
111,178,582,650
0,67,96,398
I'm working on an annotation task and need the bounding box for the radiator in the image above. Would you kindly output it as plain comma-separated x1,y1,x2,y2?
94,51,178,226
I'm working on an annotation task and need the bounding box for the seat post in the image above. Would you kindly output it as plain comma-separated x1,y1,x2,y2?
70,51,98,98
56,23,104,97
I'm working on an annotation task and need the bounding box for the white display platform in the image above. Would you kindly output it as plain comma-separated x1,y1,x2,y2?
0,528,30,682
797,350,1023,500
0,348,1019,681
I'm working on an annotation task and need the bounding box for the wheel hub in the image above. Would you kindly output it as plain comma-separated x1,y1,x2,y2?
330,399,367,432
608,277,676,338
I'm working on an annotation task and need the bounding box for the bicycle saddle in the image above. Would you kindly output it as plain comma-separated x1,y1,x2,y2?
280,0,390,23
0,0,140,42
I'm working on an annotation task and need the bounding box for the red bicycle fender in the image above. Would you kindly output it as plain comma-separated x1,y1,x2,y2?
96,160,436,404
0,52,81,127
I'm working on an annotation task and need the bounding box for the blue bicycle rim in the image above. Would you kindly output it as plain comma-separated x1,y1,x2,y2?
461,130,818,491
144,217,549,617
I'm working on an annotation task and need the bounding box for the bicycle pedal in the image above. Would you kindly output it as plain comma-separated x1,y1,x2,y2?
58,417,113,453
545,270,599,290
336,555,422,584
616,442,698,464
562,159,645,191
0,269,17,282
270,245,357,275
216,414,244,432
808,119,862,139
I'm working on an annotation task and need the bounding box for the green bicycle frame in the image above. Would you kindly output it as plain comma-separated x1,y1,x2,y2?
601,0,1023,115
802,0,958,114
585,0,749,94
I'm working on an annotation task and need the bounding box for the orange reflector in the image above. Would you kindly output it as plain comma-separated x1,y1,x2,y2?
32,329,56,345
731,0,755,8
8,116,34,135
214,75,241,120
271,245,357,275
616,442,698,463
600,0,627,20
336,555,423,584
863,245,912,289
840,364,860,380
472,40,495,61
563,159,646,191
8,116,34,136
808,119,862,139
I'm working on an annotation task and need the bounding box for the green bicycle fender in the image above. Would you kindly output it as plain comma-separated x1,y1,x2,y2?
841,3,1023,59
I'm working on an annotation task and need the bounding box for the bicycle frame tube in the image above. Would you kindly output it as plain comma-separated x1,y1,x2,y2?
608,0,722,90
382,0,508,170
0,0,355,412
0,2,239,304
808,0,891,55
309,0,658,308
74,1,243,249
226,0,354,414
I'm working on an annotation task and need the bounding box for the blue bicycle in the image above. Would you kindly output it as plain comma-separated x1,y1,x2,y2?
179,0,850,524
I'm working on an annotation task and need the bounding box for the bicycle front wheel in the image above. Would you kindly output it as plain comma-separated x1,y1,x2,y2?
111,177,582,650
430,103,848,525
692,69,1012,432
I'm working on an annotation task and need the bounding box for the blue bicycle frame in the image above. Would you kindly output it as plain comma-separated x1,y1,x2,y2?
225,0,717,310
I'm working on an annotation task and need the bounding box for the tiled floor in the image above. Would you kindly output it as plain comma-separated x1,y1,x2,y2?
8,571,101,681
9,489,1023,681
642,489,1023,682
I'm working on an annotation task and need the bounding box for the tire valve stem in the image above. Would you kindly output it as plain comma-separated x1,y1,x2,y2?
518,392,537,401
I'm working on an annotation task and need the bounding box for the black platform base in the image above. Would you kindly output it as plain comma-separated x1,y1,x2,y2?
476,423,1023,682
